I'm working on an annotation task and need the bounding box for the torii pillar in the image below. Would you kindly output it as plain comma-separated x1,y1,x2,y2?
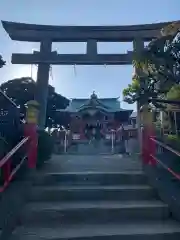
36,40,52,128
2,20,170,130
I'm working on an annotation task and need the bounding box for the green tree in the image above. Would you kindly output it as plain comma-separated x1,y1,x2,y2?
123,73,161,108
135,22,180,94
0,77,69,127
123,21,180,108
123,77,140,104
167,85,180,100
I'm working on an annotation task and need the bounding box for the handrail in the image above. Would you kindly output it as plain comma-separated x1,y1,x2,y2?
0,137,29,167
150,154,180,180
0,156,27,193
0,137,30,192
150,137,180,157
0,89,17,108
149,137,180,180
0,96,38,193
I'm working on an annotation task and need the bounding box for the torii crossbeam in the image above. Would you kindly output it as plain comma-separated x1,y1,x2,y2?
2,20,174,128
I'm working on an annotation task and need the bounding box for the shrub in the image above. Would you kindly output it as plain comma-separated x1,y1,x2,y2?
37,130,54,168
164,134,180,173
165,134,180,151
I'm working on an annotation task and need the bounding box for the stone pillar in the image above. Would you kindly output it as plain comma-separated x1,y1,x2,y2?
133,38,144,150
36,39,52,129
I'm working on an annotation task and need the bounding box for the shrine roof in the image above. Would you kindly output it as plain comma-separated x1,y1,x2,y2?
57,94,132,114
71,98,119,111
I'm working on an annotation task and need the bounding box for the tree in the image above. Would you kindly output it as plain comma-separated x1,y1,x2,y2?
123,73,163,108
0,77,69,127
167,85,180,100
123,21,180,108
0,55,5,68
123,77,140,104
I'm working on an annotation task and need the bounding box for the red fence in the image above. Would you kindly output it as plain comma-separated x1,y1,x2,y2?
142,126,180,181
0,91,39,192
0,123,38,193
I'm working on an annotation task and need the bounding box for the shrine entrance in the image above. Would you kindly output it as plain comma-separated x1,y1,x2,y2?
1,20,171,132
1,20,174,154
84,122,102,141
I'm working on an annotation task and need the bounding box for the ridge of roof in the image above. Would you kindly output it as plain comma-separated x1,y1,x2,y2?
71,97,119,101
78,98,110,110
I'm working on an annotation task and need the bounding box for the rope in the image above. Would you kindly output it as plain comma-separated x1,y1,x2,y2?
50,65,53,81
30,64,38,79
73,64,77,77
30,65,33,78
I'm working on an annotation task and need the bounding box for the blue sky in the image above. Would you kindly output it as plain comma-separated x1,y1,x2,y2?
0,0,179,110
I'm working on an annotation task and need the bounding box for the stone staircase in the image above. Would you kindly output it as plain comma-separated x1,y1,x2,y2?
10,167,180,239
68,140,114,155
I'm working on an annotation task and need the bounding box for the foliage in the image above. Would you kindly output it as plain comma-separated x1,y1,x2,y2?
133,22,180,94
0,55,5,68
0,77,69,127
167,84,180,100
37,130,54,168
166,84,180,111
161,134,180,173
123,21,180,108
166,134,179,141
163,134,180,151
123,77,140,104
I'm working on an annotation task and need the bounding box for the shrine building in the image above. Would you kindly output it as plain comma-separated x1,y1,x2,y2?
57,92,133,141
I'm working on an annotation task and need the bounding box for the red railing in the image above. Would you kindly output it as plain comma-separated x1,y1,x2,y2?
150,138,180,180
0,123,38,192
0,137,29,192
142,127,180,181
0,92,38,192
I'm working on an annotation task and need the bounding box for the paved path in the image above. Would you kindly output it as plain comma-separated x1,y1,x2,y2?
43,154,142,173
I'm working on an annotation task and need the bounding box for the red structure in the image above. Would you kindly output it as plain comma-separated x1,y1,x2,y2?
141,104,180,178
56,92,133,141
0,100,38,192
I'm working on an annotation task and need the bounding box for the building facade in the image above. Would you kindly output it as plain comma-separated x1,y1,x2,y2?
57,92,133,141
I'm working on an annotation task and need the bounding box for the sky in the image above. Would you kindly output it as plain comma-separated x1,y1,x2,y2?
0,0,179,110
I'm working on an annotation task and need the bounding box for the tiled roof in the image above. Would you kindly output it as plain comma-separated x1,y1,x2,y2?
56,94,133,114
65,97,122,112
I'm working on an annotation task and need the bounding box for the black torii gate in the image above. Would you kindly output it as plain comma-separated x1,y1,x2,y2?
2,20,173,128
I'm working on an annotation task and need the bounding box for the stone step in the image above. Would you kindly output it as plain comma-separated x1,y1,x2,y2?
11,221,180,239
29,185,156,202
34,171,147,186
21,201,169,226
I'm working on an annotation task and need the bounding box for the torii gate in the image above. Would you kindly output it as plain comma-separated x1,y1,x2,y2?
2,20,173,129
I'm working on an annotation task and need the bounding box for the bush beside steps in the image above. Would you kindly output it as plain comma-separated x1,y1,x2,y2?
37,130,54,169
